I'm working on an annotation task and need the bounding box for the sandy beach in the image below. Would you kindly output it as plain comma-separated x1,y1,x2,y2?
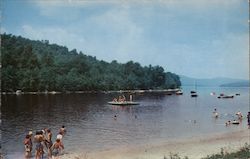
61,128,250,159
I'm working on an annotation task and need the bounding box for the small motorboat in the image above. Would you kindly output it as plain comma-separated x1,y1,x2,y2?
191,93,198,97
232,120,240,125
190,91,196,94
210,92,216,96
218,95,234,99
222,95,234,98
176,90,183,95
108,101,140,105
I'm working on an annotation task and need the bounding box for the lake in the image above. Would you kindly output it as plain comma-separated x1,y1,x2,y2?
1,87,249,158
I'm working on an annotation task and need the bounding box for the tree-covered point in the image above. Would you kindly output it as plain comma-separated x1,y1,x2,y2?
1,34,181,92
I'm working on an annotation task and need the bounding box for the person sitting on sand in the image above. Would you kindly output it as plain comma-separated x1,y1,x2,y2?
213,108,219,118
24,134,32,158
51,138,64,158
247,112,250,129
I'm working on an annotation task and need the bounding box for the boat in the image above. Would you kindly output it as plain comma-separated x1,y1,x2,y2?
176,90,183,95
176,89,183,95
191,93,198,97
108,101,140,105
217,95,234,99
210,92,216,96
222,95,234,98
190,81,198,97
232,120,240,125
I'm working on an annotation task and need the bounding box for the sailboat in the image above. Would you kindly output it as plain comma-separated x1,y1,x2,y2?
191,81,198,97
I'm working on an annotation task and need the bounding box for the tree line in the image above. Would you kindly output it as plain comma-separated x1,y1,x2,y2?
1,34,181,92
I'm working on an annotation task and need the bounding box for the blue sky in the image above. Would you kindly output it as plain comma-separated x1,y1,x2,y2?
1,0,249,79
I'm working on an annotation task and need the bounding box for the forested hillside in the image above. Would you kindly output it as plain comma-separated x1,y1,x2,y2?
1,34,181,92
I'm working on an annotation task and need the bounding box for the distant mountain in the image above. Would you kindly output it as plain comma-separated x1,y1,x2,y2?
180,75,249,87
220,81,249,87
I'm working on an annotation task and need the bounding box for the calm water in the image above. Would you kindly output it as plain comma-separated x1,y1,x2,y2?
1,87,249,158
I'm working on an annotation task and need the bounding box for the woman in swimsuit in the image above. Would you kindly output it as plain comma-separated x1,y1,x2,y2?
24,135,32,158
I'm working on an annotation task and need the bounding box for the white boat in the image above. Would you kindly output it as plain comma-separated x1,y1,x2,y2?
108,101,140,105
232,120,240,125
176,90,183,95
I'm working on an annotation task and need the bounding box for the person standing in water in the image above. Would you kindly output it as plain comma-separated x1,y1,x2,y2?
34,132,44,159
24,134,32,158
59,125,66,136
213,108,219,118
28,131,33,154
247,112,250,129
51,138,64,158
46,129,53,158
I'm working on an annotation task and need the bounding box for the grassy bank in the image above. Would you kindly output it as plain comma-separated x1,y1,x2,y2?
162,143,250,159
201,143,250,159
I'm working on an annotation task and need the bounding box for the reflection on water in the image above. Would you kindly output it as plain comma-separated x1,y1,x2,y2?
1,87,249,158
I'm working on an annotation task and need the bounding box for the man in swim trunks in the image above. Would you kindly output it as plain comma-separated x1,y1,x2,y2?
34,131,44,159
46,129,53,158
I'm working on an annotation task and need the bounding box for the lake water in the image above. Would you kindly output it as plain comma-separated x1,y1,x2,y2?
1,87,249,158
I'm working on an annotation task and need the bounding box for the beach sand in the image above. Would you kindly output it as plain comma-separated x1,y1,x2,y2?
61,128,250,159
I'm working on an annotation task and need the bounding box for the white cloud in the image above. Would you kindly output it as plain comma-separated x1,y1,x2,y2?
0,27,7,34
16,0,248,79
21,25,86,51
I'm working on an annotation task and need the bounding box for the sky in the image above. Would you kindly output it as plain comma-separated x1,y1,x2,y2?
1,0,249,79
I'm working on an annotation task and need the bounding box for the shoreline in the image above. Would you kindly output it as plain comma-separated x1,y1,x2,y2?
1,88,181,95
61,128,250,159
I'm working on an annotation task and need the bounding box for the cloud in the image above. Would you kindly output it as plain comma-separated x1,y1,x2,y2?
0,27,7,34
21,25,86,51
33,0,240,8
11,0,248,79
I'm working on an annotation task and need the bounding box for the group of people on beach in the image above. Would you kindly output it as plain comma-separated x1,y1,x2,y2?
212,108,250,128
23,126,66,159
